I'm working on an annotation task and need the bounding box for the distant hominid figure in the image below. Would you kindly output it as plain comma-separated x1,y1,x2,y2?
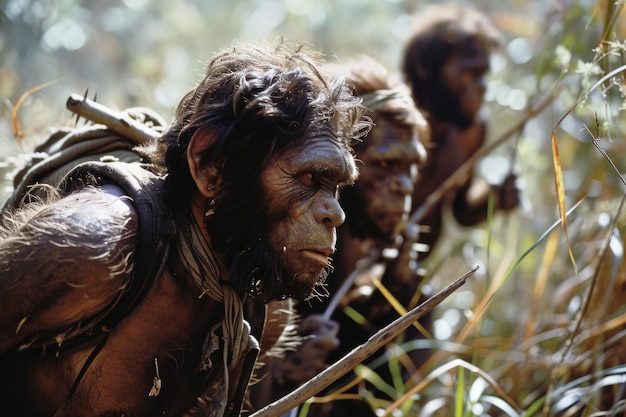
403,3,520,261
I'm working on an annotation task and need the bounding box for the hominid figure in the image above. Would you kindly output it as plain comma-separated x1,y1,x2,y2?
252,55,430,417
403,3,520,261
0,41,368,417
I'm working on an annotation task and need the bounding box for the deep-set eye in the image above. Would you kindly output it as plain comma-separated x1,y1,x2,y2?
377,159,403,172
376,160,389,170
300,172,317,187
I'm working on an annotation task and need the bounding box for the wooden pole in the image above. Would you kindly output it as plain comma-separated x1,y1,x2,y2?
408,92,556,226
248,266,478,417
66,94,160,144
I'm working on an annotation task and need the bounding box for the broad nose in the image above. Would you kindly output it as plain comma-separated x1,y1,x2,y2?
390,173,415,196
314,195,346,227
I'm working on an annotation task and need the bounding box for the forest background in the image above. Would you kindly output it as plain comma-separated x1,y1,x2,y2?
1,0,626,415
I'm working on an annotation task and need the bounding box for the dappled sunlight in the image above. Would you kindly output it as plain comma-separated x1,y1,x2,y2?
2,0,626,415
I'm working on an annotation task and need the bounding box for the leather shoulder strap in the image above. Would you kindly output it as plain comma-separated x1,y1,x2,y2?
54,160,176,351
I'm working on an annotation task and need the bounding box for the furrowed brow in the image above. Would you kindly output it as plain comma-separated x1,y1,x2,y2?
319,164,357,187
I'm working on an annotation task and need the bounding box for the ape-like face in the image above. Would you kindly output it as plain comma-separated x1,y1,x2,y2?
206,127,358,302
437,44,490,129
347,114,421,240
260,129,358,300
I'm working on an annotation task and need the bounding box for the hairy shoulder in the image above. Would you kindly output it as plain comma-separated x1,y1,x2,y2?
0,185,138,351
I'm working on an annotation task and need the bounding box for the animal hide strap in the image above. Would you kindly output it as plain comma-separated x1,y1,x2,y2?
174,209,259,417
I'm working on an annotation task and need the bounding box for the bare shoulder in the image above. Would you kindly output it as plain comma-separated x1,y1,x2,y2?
0,185,138,351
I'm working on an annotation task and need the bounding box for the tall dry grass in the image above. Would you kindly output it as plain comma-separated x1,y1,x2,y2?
294,2,626,416
1,1,624,416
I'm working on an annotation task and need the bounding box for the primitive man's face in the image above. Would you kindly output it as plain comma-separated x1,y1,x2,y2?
441,46,490,126
354,115,421,238
261,129,358,297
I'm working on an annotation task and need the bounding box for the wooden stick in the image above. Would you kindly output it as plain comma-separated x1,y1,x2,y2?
319,94,551,321
249,266,478,417
322,252,380,320
408,91,556,226
66,94,161,145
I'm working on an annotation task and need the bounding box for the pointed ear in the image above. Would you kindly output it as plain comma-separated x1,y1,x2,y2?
188,129,222,198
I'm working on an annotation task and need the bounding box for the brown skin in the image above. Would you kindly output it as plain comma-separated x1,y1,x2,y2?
190,127,356,297
334,113,423,291
404,5,520,261
0,131,356,417
0,41,365,417
351,115,417,238
260,130,357,291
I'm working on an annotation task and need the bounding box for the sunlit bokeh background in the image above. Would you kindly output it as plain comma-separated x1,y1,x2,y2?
3,4,626,411
0,0,557,136
0,0,620,339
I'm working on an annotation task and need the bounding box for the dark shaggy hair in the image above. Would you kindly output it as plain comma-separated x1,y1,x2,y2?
402,4,503,113
327,55,428,240
146,41,368,299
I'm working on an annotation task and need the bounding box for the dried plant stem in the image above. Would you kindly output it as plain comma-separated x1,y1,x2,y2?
409,92,556,226
542,127,626,415
249,267,478,417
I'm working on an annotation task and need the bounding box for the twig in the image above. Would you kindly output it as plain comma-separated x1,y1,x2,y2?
322,252,380,320
249,266,478,417
308,91,554,322
10,79,60,144
408,91,556,226
65,94,160,145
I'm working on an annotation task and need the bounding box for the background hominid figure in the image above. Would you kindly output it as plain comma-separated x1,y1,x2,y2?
251,55,430,417
0,41,368,417
402,3,520,262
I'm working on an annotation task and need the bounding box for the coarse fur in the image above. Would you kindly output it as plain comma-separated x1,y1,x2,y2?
142,41,370,302
0,40,370,417
0,185,137,352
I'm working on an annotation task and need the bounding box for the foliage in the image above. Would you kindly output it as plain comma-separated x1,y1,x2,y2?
2,0,626,416
298,2,626,416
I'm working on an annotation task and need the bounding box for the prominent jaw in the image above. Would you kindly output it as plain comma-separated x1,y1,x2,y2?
275,245,335,299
